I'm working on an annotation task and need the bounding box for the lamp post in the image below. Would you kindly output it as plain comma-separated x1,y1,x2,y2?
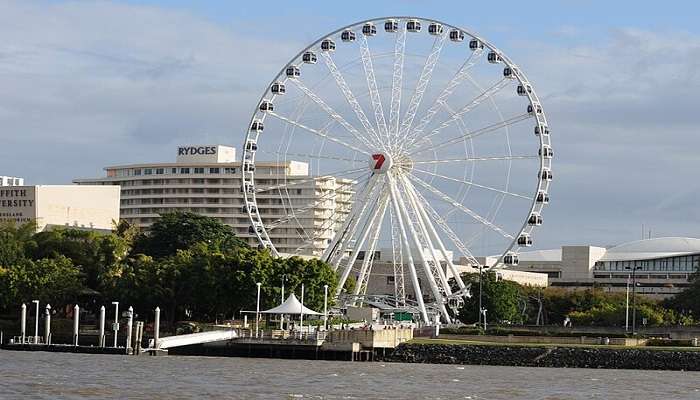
111,301,119,347
625,274,630,332
280,275,286,329
478,266,483,329
281,274,286,305
255,282,261,338
300,283,305,337
625,266,642,335
323,284,329,331
482,308,488,331
32,300,39,344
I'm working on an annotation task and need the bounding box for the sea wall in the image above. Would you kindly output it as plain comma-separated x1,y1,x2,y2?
383,343,700,371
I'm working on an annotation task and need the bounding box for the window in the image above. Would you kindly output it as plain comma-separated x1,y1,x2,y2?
209,168,220,174
171,168,177,174
297,189,303,195
144,168,153,175
156,168,164,175
180,168,190,174
134,169,142,176
224,167,237,174
194,168,205,174
387,276,395,285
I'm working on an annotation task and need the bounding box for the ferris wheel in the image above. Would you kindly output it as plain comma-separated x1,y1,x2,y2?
241,17,552,323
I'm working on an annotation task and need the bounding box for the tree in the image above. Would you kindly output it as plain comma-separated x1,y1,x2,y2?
133,211,246,258
0,220,37,267
458,272,522,324
0,256,83,310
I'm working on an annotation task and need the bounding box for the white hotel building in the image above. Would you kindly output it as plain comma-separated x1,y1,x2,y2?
74,145,354,255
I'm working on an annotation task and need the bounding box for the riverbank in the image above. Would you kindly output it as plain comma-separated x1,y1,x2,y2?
382,340,700,371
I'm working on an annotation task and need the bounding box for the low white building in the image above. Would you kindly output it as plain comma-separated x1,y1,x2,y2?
483,238,700,298
0,185,120,231
0,176,24,186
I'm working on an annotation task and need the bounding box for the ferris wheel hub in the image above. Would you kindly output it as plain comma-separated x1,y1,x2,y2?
369,151,393,174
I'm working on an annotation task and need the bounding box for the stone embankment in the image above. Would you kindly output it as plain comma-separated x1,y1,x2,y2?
383,343,700,371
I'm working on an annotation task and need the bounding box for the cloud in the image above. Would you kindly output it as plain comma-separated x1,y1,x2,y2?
0,3,698,248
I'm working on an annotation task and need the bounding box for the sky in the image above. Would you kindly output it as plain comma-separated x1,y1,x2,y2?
1,0,700,250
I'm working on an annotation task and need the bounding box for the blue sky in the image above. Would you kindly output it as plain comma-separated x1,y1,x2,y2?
2,0,700,250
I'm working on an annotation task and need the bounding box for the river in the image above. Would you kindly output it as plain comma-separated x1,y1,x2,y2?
1,351,699,399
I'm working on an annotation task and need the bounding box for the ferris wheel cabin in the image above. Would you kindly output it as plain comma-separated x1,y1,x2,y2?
271,82,285,94
449,29,465,42
362,23,377,36
259,100,273,112
320,39,336,51
517,84,532,96
487,51,502,64
504,252,519,266
528,213,543,226
285,66,300,79
428,22,444,35
540,168,553,181
406,19,421,32
341,30,356,42
539,145,553,159
384,19,399,32
302,51,317,64
517,233,533,247
536,191,550,204
250,119,264,132
469,39,483,50
535,125,549,136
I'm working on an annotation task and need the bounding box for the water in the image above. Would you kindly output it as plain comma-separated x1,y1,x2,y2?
1,351,699,399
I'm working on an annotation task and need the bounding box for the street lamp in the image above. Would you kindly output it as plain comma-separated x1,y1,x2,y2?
32,300,39,344
323,284,329,330
281,274,286,305
255,282,261,338
111,301,119,347
625,265,643,335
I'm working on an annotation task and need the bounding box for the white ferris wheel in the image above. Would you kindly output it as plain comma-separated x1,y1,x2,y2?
242,17,552,324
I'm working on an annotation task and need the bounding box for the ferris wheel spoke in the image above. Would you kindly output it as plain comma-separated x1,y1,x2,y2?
267,175,365,229
387,175,429,322
389,173,451,322
359,35,389,142
323,173,381,264
411,155,537,165
267,111,370,156
405,179,481,268
388,206,406,307
320,51,385,148
335,188,389,296
406,47,484,145
408,173,515,240
388,22,407,148
255,166,366,194
353,196,388,297
407,78,510,149
410,112,532,156
288,78,379,151
412,168,530,200
398,31,448,145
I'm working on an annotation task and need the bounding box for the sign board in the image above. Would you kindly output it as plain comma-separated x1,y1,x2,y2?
0,186,36,225
175,145,236,163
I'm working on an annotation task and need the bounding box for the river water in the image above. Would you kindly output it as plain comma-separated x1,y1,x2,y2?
1,351,699,399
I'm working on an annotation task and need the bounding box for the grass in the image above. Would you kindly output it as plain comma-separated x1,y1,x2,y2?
407,337,700,352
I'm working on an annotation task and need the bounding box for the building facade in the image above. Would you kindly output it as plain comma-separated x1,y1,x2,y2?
0,185,120,231
74,145,354,256
1,176,24,186
478,238,700,298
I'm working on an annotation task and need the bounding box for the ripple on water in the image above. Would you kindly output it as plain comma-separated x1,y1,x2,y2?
2,351,700,399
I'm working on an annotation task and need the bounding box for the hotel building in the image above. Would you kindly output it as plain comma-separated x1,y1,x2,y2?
74,144,354,256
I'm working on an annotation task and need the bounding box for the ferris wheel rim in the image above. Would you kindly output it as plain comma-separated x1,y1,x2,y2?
241,17,553,314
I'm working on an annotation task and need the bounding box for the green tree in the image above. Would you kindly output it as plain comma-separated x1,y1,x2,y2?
133,211,246,258
0,220,37,267
458,272,522,324
1,256,83,310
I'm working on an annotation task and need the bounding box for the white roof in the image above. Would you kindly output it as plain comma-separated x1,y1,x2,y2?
600,237,700,262
261,294,320,315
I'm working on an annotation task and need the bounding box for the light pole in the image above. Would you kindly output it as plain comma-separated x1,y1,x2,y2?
625,266,642,335
323,284,329,331
482,308,488,331
281,274,286,304
625,274,630,332
478,266,483,329
300,283,305,337
32,300,39,344
255,282,261,338
111,301,119,347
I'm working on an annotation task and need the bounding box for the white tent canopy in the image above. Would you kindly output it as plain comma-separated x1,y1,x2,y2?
261,293,320,315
